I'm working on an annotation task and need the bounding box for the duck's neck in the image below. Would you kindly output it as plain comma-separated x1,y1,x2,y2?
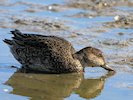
74,50,87,67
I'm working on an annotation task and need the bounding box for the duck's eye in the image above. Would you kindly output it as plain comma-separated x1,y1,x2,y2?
98,54,102,57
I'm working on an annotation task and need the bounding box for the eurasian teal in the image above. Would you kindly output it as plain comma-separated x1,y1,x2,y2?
4,29,114,73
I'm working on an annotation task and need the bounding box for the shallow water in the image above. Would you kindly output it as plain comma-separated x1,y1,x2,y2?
0,0,133,100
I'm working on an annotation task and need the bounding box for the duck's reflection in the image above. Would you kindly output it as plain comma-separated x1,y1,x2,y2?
6,70,114,100
75,75,109,99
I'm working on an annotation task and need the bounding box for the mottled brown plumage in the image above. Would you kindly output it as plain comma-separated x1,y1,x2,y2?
3,29,114,73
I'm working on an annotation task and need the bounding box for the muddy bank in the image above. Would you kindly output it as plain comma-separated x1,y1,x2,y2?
105,15,133,29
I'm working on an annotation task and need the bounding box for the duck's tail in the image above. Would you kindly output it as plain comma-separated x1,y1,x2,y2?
3,29,22,45
3,39,13,45
10,29,24,38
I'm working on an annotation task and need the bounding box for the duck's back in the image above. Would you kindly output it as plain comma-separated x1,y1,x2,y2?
4,30,82,73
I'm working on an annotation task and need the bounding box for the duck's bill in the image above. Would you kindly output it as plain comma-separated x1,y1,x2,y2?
101,64,115,71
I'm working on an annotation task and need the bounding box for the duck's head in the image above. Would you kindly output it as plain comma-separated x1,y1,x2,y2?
76,47,114,71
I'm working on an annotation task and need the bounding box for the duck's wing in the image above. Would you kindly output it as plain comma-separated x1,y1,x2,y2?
4,29,76,56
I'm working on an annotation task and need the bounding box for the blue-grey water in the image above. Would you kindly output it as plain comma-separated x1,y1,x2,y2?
0,0,133,100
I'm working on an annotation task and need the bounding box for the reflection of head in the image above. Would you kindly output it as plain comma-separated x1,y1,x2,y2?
6,72,83,100
75,72,115,99
75,78,104,99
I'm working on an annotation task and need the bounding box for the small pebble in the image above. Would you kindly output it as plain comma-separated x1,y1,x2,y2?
104,3,107,6
48,6,52,10
3,89,9,92
114,15,120,21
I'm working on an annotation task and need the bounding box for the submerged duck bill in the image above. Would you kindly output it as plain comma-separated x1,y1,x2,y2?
101,64,114,71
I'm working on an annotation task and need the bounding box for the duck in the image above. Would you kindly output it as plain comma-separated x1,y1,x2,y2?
3,29,114,73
